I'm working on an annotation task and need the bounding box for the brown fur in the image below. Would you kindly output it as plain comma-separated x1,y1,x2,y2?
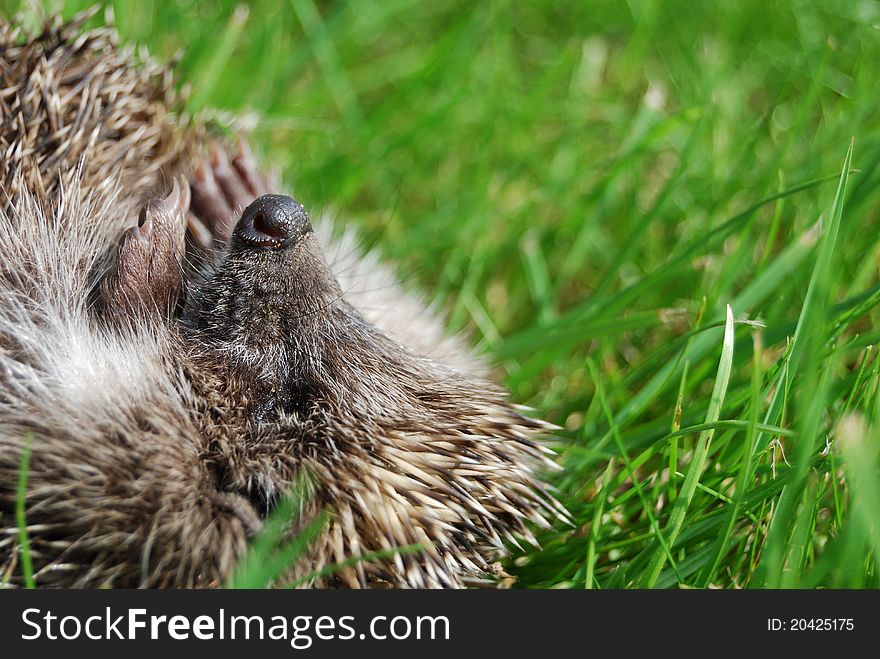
0,11,566,589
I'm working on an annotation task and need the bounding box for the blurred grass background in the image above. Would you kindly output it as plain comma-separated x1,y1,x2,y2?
5,0,880,588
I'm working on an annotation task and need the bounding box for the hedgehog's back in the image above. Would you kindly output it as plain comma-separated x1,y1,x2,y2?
0,11,195,212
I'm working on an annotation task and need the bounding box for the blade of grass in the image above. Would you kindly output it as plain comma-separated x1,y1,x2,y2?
780,472,819,588
585,459,614,589
698,331,764,586
641,304,735,587
757,141,853,587
588,357,685,586
186,4,250,112
16,434,35,589
835,415,880,575
227,476,324,589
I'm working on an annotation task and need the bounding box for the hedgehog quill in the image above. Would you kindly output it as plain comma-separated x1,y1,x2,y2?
0,12,568,588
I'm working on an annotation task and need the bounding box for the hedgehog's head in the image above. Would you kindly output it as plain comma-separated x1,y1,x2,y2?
178,192,517,521
183,194,346,421
182,193,462,424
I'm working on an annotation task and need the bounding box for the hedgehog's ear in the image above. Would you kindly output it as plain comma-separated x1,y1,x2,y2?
92,177,189,323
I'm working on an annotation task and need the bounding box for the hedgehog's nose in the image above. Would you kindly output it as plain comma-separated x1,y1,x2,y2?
233,194,312,250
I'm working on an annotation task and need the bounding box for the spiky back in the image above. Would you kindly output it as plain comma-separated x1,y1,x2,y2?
0,12,194,209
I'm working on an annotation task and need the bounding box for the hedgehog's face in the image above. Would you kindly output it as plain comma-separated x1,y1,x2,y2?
179,189,475,510
182,186,475,418
182,194,395,422
183,195,434,424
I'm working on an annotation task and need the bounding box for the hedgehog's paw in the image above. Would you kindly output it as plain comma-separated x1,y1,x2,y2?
97,178,189,319
190,138,276,247
210,490,264,539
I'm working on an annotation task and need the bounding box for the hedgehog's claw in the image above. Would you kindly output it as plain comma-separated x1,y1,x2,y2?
211,491,263,539
191,157,235,243
233,136,269,196
211,142,253,212
187,214,215,251
98,177,188,319
139,176,191,230
189,137,274,246
166,175,191,218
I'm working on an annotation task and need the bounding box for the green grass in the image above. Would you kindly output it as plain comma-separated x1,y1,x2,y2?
227,477,327,588
7,0,880,588
15,435,34,589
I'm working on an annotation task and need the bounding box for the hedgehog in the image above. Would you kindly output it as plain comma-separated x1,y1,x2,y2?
0,10,567,588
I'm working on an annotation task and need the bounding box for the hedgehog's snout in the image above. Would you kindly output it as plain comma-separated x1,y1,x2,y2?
232,194,312,250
